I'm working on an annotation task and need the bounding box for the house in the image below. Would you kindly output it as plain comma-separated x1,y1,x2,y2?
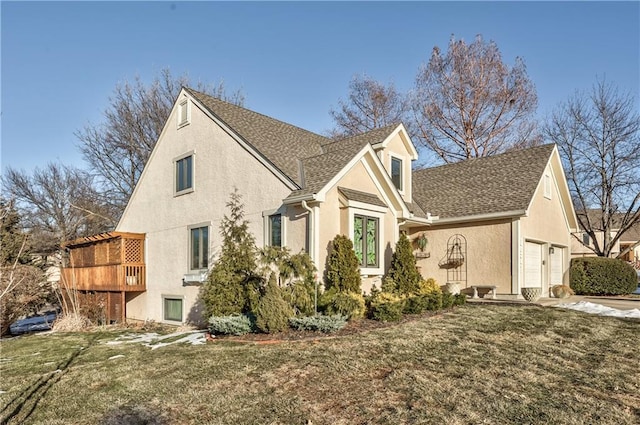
63,88,578,324
571,211,640,268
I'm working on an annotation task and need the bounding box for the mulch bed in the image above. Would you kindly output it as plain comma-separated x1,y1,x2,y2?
209,309,449,344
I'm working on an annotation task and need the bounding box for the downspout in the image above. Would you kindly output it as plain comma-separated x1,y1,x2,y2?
301,200,317,315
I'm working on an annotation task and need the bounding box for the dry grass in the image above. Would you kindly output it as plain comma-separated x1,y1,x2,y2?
1,305,639,424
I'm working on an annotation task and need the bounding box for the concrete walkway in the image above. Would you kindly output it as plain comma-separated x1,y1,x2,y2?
468,295,640,311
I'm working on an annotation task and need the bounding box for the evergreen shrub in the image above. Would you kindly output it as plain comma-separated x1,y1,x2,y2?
424,292,443,311
570,257,637,295
289,315,347,333
325,235,361,293
368,292,404,322
208,314,254,335
403,295,428,314
255,274,294,333
453,294,467,306
441,292,454,309
418,278,442,295
320,289,366,319
388,233,422,295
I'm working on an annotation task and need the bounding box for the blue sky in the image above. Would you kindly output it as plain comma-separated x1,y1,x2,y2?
2,1,639,173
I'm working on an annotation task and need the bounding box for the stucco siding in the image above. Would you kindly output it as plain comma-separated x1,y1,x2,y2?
410,220,512,294
117,96,292,323
316,158,398,293
520,163,573,289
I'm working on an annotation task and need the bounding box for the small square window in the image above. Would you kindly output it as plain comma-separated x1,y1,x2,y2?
269,214,282,247
178,99,190,127
582,233,590,246
190,226,209,270
164,297,183,322
391,157,403,191
175,155,193,194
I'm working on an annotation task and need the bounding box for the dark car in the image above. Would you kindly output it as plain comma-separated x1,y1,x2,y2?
9,311,59,335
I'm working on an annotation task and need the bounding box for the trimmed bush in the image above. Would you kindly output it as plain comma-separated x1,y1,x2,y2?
453,293,467,306
325,235,361,293
441,292,454,309
283,280,315,317
424,292,443,311
208,314,254,335
320,289,366,319
418,278,442,295
570,257,637,295
403,295,428,314
255,274,294,333
369,292,404,322
388,233,422,295
289,315,347,333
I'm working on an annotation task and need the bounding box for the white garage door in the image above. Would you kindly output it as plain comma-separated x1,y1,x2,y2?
524,241,543,288
549,247,564,285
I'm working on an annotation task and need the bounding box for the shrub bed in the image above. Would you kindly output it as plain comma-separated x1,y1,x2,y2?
289,315,347,333
208,314,254,335
570,257,637,295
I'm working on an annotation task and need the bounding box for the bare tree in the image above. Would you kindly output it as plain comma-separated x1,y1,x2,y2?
76,68,244,213
413,35,539,163
3,163,113,254
545,79,640,257
329,74,409,138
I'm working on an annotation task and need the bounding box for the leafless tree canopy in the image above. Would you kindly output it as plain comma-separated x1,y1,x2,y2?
412,35,539,163
76,68,244,213
3,163,113,254
545,79,640,257
329,74,409,138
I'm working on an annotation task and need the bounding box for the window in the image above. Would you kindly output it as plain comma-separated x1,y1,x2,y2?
175,155,193,194
269,214,282,247
582,233,590,246
163,297,183,322
353,215,378,267
178,99,190,127
391,157,403,191
544,173,552,199
190,226,208,270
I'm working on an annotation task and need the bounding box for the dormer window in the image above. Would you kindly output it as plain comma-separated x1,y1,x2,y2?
391,156,403,191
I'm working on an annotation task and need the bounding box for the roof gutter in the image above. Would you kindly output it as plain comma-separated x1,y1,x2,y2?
282,193,318,205
431,210,528,225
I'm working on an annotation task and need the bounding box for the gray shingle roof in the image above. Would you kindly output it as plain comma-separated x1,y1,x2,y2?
187,88,328,186
338,187,387,207
412,144,556,219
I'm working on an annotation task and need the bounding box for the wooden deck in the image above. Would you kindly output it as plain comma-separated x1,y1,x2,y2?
61,232,146,293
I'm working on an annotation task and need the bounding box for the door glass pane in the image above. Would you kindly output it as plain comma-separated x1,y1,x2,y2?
353,216,363,265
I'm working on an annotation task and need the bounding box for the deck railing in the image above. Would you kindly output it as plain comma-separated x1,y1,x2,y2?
61,264,146,292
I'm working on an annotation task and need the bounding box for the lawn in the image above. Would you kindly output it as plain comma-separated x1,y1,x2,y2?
1,304,639,425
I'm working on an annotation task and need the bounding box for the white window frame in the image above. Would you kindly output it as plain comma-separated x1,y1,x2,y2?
347,206,385,276
174,151,195,196
262,208,286,248
389,154,404,193
188,222,210,272
177,98,191,128
162,295,184,323
543,173,552,199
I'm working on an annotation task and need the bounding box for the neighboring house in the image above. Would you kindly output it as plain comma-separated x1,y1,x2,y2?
571,212,640,268
63,88,578,324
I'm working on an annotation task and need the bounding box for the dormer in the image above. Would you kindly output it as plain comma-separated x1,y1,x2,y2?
371,124,418,203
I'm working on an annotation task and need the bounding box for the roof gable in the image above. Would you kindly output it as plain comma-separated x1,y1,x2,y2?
412,144,557,220
186,88,328,187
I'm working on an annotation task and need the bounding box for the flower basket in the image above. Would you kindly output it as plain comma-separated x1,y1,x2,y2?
521,287,542,302
439,258,464,269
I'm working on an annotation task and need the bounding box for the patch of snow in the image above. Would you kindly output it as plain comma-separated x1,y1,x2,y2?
0,358,11,363
105,330,206,350
31,352,41,356
555,301,640,319
0,390,6,394
108,354,125,360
